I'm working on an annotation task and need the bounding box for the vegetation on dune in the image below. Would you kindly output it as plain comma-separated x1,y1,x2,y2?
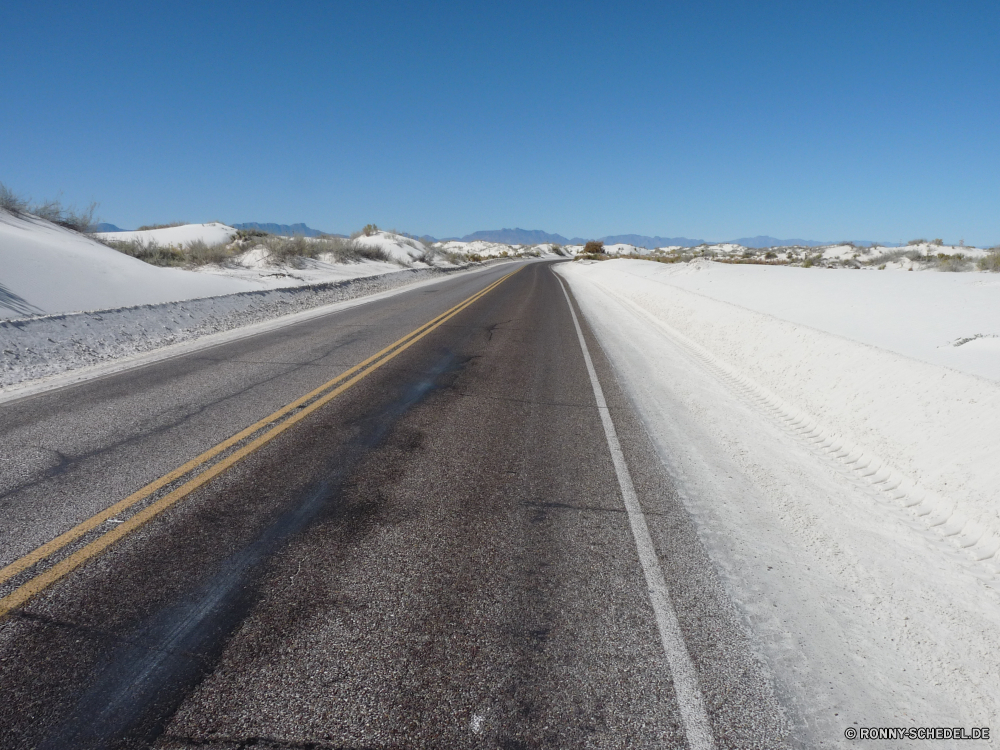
256,234,393,265
0,182,98,233
135,222,188,231
350,223,380,239
977,248,1000,272
571,240,1000,274
100,237,189,266
100,232,397,268
8,178,993,274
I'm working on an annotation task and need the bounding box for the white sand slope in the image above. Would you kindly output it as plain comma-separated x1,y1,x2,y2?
437,239,518,258
560,258,1000,746
595,258,1000,380
353,231,430,265
0,212,256,318
94,222,237,247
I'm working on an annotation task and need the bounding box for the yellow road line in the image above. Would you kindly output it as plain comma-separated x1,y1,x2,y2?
0,267,521,618
0,269,512,589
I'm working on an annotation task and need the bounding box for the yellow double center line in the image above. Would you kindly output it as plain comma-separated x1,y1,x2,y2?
0,267,521,619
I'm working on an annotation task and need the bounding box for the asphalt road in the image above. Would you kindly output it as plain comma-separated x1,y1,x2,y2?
0,260,788,749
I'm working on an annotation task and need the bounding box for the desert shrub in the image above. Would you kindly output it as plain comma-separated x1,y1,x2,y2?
262,235,316,264
102,238,186,266
349,224,381,239
977,250,1000,272
103,236,235,267
938,256,971,272
583,240,605,254
577,253,685,264
235,228,270,241
866,249,924,266
186,239,234,266
415,246,438,264
0,183,29,214
0,182,98,232
908,239,927,246
931,238,944,246
342,240,393,264
251,235,394,265
33,199,97,233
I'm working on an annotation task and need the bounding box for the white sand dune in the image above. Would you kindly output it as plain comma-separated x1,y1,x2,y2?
0,213,256,318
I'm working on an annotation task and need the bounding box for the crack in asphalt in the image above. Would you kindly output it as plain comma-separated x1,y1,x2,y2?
0,333,370,504
35,351,465,750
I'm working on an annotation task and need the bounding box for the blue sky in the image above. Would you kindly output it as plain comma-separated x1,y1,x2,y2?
2,0,998,244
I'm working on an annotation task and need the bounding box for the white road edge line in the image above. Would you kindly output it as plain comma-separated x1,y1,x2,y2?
557,274,717,750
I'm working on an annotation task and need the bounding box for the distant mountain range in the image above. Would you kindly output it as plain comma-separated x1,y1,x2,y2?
455,228,789,248
729,236,826,248
729,236,900,248
454,228,699,247
93,221,339,238
95,222,899,248
453,229,896,249
459,228,572,245
233,222,342,238
599,234,705,248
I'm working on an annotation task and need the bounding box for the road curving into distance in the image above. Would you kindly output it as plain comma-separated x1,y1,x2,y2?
0,260,788,749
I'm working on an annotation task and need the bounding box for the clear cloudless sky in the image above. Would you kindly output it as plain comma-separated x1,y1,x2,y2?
2,0,998,244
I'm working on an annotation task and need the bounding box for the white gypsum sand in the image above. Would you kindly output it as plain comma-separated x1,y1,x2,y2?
607,258,1000,380
0,214,256,317
1,216,459,321
94,222,237,247
558,258,1000,748
1,209,520,391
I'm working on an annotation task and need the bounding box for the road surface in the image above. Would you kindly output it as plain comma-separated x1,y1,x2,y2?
0,260,787,749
